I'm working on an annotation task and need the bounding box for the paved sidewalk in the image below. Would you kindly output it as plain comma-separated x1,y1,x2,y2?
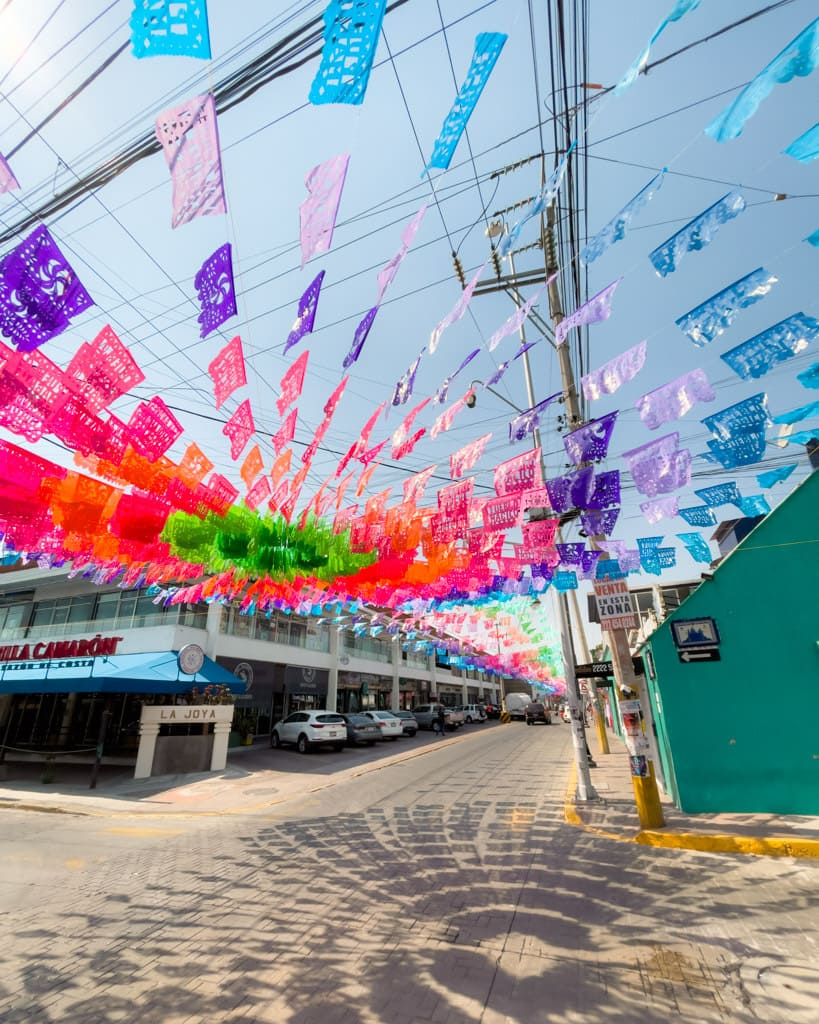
566,726,819,859
0,728,467,818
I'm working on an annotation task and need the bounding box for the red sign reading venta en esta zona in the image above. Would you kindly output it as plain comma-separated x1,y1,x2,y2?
592,580,639,630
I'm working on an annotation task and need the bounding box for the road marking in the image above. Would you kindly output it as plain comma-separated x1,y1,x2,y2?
105,827,187,837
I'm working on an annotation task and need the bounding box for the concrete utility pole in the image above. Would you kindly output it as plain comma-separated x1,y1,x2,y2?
475,169,665,820
542,205,664,826
484,218,595,801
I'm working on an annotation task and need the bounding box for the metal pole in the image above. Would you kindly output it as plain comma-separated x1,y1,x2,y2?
89,707,111,790
555,589,595,800
566,585,610,755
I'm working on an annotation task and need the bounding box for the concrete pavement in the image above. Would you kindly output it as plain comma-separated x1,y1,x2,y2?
0,725,469,818
1,723,818,1023
566,728,819,860
2,721,818,863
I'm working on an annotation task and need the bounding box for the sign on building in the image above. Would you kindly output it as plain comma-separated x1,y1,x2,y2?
592,579,639,630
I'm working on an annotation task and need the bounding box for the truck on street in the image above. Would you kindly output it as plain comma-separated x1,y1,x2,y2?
503,692,532,720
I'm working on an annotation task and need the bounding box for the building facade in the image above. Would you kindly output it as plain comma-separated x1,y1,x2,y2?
0,565,502,761
639,469,819,815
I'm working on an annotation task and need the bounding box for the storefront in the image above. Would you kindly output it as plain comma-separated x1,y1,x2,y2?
336,671,418,712
0,636,244,760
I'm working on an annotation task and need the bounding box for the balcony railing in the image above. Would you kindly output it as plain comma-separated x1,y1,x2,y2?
341,634,391,663
220,610,330,652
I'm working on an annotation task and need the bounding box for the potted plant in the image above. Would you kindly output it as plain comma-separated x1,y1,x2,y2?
234,710,255,745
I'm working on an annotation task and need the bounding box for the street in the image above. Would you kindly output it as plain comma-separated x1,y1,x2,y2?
1,724,817,1023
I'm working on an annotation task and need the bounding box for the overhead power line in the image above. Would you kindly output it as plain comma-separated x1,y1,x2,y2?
0,0,412,247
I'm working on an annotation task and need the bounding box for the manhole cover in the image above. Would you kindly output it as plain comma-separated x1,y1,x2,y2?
741,958,819,1022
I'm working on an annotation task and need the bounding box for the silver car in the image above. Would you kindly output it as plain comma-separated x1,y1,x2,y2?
361,710,403,740
342,713,381,746
391,710,418,737
271,711,347,754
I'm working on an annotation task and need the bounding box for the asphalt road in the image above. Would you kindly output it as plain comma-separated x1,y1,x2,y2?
1,722,817,1023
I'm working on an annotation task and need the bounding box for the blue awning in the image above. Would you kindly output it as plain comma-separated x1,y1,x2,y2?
0,651,246,696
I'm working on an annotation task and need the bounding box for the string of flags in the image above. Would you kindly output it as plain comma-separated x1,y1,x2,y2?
0,0,814,690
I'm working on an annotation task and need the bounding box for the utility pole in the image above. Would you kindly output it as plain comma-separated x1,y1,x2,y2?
484,218,595,801
542,203,664,827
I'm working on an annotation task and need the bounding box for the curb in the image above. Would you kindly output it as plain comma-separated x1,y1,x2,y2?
563,762,819,861
0,727,470,820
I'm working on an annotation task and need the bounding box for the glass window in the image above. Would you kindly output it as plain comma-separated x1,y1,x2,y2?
232,611,252,638
117,591,138,627
316,714,345,723
67,595,95,625
254,615,272,641
0,601,32,638
95,593,120,630
289,621,306,647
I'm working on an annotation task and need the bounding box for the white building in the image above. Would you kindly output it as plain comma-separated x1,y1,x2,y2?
0,564,502,760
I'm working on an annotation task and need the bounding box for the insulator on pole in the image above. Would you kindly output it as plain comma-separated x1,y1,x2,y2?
452,252,466,288
545,226,557,272
491,246,502,279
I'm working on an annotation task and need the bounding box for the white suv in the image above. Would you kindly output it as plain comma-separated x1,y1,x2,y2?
462,704,487,723
271,711,347,753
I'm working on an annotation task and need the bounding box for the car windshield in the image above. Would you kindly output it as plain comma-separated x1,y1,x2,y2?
394,711,410,718
346,714,370,724
315,714,345,723
373,712,395,719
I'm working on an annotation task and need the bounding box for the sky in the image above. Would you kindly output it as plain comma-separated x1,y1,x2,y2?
0,0,816,654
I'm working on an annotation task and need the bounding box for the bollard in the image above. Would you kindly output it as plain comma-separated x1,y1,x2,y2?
41,755,56,784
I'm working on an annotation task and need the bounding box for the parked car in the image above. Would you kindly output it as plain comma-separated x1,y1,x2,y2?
341,713,381,746
392,710,418,737
411,704,462,731
461,704,487,724
561,705,572,723
271,711,347,753
524,702,551,725
483,702,501,720
361,710,403,740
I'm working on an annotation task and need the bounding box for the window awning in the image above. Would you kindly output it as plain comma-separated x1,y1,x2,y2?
0,651,246,696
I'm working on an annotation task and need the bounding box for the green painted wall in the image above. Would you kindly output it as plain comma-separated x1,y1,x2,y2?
643,470,819,815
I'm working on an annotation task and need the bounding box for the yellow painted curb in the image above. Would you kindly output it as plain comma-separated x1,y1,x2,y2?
563,761,819,861
634,829,819,859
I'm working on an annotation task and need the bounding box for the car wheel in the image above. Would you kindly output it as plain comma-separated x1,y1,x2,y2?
388,736,398,741
271,731,281,748
466,715,473,723
408,730,416,737
297,734,311,754
333,743,344,752
366,740,376,746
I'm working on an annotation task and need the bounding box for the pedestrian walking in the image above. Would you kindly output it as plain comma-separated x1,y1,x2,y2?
436,704,447,738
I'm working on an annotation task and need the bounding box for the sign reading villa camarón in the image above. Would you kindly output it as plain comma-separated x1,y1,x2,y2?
0,635,124,663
